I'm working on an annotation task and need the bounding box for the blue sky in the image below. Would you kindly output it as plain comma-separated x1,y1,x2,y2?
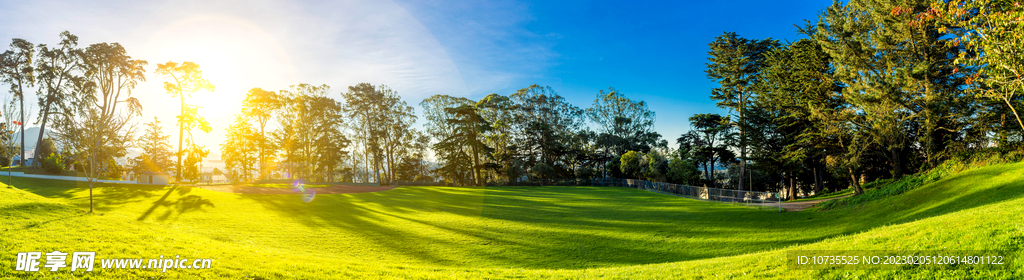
397,0,834,140
0,0,833,152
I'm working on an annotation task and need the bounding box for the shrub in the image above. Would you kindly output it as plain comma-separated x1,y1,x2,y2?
815,146,1024,211
40,153,64,174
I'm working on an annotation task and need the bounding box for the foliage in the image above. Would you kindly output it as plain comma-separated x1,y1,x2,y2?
667,158,701,185
816,146,1024,211
586,88,660,158
706,32,779,191
50,41,145,213
619,150,642,179
241,87,280,179
131,117,174,175
221,115,258,182
155,61,213,181
39,153,63,174
936,0,1024,132
340,83,415,184
181,143,208,182
32,31,86,168
275,84,349,182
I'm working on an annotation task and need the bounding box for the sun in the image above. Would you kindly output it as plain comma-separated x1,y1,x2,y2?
138,15,297,145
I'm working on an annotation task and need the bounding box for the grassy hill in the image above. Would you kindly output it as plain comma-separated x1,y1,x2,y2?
1,162,1022,279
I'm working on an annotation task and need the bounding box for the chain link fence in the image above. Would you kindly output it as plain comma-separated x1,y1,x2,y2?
393,178,783,211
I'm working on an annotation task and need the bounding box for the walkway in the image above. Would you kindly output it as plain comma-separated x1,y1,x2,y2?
781,195,852,212
0,171,137,184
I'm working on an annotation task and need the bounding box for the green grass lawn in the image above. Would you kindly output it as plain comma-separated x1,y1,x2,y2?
1,162,1023,279
244,182,348,188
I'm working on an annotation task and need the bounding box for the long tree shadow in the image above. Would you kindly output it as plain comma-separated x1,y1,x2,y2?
137,186,216,221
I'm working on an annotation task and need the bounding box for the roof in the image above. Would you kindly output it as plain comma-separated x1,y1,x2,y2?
142,171,170,175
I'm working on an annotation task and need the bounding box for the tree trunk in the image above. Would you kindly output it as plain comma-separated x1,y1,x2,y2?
813,166,822,194
1004,96,1024,133
32,104,52,168
177,95,185,181
848,167,863,195
738,91,746,191
891,149,902,179
19,93,24,168
788,173,796,201
471,142,480,186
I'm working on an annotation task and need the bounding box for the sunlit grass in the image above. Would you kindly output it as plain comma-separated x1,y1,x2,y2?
1,162,1022,279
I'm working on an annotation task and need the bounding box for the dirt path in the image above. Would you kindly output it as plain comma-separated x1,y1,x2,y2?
781,194,852,212
193,184,397,194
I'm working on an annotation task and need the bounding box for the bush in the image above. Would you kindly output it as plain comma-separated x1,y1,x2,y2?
816,146,1024,211
40,153,64,174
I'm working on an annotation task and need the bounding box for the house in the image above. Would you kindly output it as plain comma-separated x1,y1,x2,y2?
10,155,35,167
136,171,170,185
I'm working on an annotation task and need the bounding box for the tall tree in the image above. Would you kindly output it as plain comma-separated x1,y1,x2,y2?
340,83,412,183
154,61,214,181
421,94,475,184
706,32,778,191
810,0,967,176
510,85,585,178
0,38,35,167
33,31,85,167
439,104,492,185
242,87,280,179
53,42,145,213
275,84,348,181
754,38,843,194
586,88,660,165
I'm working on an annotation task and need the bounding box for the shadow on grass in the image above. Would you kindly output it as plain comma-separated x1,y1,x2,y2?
136,186,216,221
228,185,831,268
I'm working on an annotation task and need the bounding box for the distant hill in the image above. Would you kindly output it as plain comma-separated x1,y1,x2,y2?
11,126,56,152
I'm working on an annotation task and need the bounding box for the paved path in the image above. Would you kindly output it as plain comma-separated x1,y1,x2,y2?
781,194,852,212
1,171,137,184
194,184,397,194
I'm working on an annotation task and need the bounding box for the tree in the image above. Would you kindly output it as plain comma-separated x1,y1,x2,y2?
753,38,843,194
810,0,967,176
33,31,85,168
476,93,518,181
439,104,492,185
937,0,1024,132
510,85,585,178
341,83,413,183
688,113,735,184
1,38,35,167
422,94,476,184
154,61,214,181
132,117,174,175
619,150,643,179
586,88,659,158
667,157,701,185
241,88,280,179
53,42,145,213
222,114,258,182
706,32,778,191
1,94,18,184
273,84,349,181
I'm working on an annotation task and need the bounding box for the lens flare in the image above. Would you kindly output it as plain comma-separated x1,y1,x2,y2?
302,188,315,203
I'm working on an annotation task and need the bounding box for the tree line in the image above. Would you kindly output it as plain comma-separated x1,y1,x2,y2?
219,83,693,186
